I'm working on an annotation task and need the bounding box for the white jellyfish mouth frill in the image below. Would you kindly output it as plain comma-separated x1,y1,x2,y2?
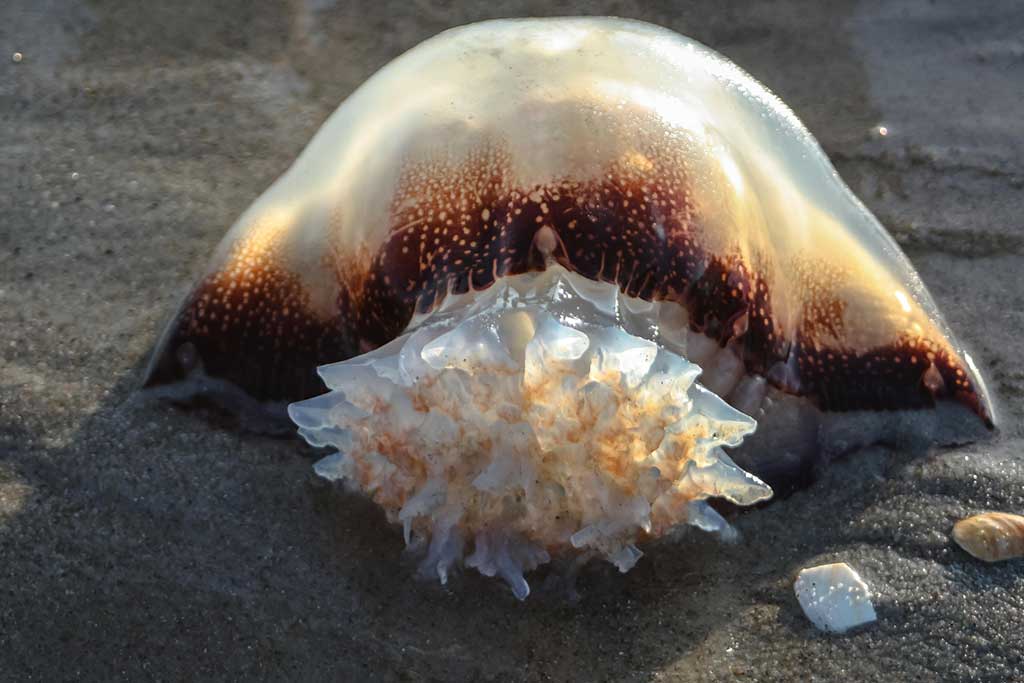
288,266,773,599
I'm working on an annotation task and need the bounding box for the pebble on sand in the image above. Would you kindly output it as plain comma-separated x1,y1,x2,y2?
952,512,1024,563
794,562,877,634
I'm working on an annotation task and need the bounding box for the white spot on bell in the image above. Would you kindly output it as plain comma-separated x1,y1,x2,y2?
533,225,558,257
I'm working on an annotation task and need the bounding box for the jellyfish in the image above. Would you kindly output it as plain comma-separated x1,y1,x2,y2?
145,18,994,598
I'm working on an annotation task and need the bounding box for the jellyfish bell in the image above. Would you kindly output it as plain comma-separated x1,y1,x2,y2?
144,17,995,597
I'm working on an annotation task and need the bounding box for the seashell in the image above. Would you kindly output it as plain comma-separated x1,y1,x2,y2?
952,512,1024,563
794,562,877,634
144,18,996,597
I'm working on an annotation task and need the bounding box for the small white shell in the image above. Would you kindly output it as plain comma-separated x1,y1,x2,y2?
794,562,877,634
952,512,1024,562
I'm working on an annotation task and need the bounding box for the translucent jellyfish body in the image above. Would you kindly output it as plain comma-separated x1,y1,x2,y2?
146,18,995,597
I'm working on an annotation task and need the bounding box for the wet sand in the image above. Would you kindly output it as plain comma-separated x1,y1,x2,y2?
2,1,1023,680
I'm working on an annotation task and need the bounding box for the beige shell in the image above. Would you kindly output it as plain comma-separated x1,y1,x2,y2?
952,512,1024,562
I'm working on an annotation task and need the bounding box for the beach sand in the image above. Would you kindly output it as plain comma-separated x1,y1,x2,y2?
2,1,1023,680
